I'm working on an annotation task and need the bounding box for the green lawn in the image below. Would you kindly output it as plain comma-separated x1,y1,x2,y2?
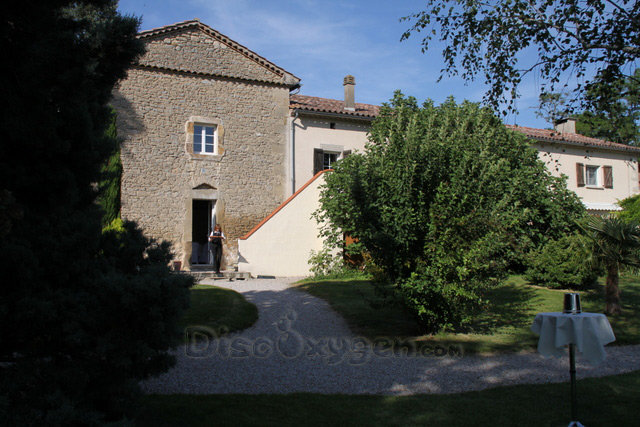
137,370,640,426
295,274,640,353
180,284,258,340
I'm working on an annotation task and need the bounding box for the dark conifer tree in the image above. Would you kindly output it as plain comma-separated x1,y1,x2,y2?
0,2,193,424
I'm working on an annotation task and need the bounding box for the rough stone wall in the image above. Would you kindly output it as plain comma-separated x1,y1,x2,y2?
139,27,283,84
112,29,291,270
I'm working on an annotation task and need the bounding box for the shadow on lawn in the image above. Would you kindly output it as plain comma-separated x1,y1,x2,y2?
297,275,640,354
466,281,538,334
137,370,640,427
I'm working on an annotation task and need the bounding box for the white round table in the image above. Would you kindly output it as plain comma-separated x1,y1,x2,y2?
531,312,616,365
531,312,616,427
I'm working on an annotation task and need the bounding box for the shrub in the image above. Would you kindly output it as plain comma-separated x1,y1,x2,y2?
1,217,193,425
307,248,367,281
97,108,122,226
525,233,600,290
315,94,585,332
618,194,640,223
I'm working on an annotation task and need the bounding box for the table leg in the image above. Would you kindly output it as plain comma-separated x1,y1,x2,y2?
570,343,577,418
568,344,584,427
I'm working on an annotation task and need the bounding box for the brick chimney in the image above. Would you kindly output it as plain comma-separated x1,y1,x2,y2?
343,75,355,111
554,117,577,134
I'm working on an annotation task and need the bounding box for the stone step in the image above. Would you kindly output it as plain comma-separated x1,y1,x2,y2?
184,270,251,281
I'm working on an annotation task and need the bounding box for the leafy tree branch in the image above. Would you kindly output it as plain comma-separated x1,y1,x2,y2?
402,0,640,113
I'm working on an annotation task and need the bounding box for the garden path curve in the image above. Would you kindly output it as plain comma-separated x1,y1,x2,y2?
141,277,640,395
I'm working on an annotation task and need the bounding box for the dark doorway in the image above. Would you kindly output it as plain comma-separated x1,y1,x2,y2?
192,199,214,264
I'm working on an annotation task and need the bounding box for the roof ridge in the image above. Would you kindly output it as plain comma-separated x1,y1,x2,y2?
290,94,381,119
138,18,201,36
506,124,640,152
290,93,379,109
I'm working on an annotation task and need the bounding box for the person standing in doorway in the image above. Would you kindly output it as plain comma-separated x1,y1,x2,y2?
209,224,226,274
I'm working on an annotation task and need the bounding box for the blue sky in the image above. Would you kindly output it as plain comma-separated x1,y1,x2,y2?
117,0,556,129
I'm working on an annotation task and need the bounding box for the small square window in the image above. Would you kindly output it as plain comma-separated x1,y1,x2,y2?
193,124,217,155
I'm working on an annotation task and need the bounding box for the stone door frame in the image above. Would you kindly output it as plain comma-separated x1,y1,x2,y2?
182,187,222,270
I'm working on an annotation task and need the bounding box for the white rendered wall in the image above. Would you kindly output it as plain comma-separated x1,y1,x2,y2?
535,142,639,211
290,116,369,193
238,171,328,277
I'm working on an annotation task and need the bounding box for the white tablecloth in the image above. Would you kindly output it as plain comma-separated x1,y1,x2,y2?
531,312,615,365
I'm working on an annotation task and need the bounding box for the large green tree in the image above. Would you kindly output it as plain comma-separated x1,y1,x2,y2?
315,94,585,332
402,0,640,113
576,68,640,145
617,193,640,223
535,69,639,144
0,1,193,424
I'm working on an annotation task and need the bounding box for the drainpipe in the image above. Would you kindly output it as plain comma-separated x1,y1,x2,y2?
290,109,299,195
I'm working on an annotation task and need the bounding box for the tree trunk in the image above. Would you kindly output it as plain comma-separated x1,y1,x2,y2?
604,263,622,315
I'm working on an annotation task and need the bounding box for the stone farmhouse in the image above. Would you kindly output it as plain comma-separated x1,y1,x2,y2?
112,19,640,277
112,19,299,272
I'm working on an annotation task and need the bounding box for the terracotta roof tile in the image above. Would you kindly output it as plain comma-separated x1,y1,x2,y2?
506,124,640,153
290,94,380,119
288,96,638,153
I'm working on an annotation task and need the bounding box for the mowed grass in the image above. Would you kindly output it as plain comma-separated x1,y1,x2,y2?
179,284,258,339
137,370,640,426
295,274,640,353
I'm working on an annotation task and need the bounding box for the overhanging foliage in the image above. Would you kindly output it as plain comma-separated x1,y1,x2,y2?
402,0,640,114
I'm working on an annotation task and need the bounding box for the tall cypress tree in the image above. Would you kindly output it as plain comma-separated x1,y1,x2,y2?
0,2,193,424
98,108,123,226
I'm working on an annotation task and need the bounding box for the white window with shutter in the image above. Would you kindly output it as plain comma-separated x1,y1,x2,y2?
313,145,344,175
586,165,599,187
577,163,613,189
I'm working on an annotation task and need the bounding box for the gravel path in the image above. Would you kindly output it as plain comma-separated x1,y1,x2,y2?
141,277,640,395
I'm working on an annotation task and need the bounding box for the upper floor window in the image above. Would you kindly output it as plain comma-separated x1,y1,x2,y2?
586,165,599,186
323,152,339,170
314,148,347,175
194,124,217,155
576,163,613,188
186,116,224,159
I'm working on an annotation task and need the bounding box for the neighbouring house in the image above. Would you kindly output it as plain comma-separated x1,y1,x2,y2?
508,119,640,214
113,19,640,277
240,114,640,276
238,83,379,276
288,78,379,193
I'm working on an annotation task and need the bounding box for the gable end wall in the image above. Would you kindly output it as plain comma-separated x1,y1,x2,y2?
112,32,291,270
138,27,285,84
